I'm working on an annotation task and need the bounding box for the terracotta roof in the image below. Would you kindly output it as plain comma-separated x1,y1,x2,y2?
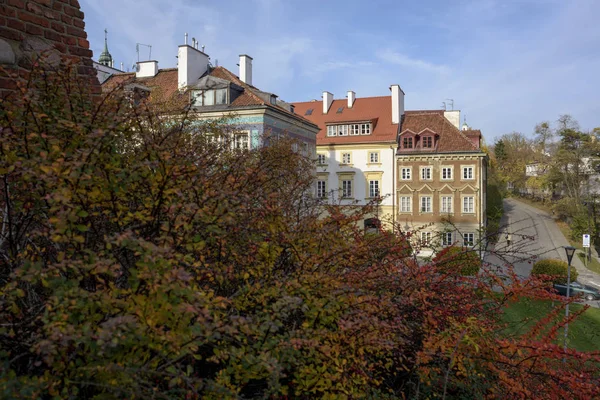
102,66,316,127
293,96,480,152
399,112,480,153
292,97,400,145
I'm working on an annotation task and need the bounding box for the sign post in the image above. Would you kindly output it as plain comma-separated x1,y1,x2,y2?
583,234,591,269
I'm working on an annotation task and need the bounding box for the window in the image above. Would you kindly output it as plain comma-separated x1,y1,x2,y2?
192,89,227,106
420,167,432,180
341,152,351,164
305,108,313,116
317,154,327,165
441,167,453,180
232,133,249,150
422,136,433,148
317,180,327,198
401,167,412,180
364,218,380,233
336,107,344,114
462,166,474,180
342,180,353,198
403,137,413,149
361,123,371,135
400,196,412,212
442,232,453,247
326,123,372,136
369,152,379,163
421,232,432,246
351,124,360,135
327,126,336,136
463,232,475,247
420,196,432,213
338,125,348,136
369,180,380,198
463,196,475,213
441,196,453,213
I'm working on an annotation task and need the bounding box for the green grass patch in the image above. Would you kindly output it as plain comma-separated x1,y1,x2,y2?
502,297,600,352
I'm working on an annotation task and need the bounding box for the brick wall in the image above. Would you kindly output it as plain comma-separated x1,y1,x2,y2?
0,0,100,97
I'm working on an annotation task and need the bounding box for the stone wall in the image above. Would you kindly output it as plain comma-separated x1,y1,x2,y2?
0,0,100,97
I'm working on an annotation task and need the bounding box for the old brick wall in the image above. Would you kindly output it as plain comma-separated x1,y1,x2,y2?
0,0,100,97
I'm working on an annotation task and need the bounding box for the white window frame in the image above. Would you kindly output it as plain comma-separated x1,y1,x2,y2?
420,196,432,213
368,151,380,164
232,132,250,150
421,232,432,246
401,167,412,180
441,166,453,180
420,166,432,181
341,152,352,164
351,124,360,135
342,179,353,198
369,180,380,198
462,196,475,214
462,166,475,180
317,154,327,165
317,180,327,198
441,196,453,214
400,196,412,213
361,123,371,135
463,232,475,247
442,232,453,247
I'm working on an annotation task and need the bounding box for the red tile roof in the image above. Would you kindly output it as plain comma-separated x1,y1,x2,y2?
102,66,316,126
292,96,480,152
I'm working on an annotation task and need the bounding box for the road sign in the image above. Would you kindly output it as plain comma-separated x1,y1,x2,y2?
583,234,591,248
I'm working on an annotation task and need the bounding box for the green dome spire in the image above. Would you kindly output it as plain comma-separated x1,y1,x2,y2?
98,28,113,67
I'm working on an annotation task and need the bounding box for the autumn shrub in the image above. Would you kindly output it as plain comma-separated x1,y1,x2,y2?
531,259,579,284
432,246,481,276
1,61,600,400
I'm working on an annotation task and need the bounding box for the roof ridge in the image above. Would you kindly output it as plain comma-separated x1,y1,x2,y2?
212,66,267,106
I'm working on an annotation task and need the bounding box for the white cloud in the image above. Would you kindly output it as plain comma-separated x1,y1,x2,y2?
376,49,450,75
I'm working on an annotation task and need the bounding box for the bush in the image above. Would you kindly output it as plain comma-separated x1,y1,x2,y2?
531,259,578,284
432,246,481,276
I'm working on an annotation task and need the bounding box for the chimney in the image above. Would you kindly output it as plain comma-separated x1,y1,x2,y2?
444,110,461,129
390,84,404,124
136,60,158,78
239,54,253,85
178,34,210,90
322,91,333,114
347,90,355,108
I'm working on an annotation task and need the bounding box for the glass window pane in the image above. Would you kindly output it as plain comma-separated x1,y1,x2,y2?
204,90,215,106
216,89,227,104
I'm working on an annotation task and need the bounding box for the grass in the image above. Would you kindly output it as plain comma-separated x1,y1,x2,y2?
502,297,600,352
512,195,600,275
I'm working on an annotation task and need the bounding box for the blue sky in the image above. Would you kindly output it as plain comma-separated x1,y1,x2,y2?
81,0,600,142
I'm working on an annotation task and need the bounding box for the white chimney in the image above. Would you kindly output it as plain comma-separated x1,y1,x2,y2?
347,91,355,108
178,42,210,90
239,54,253,85
136,60,158,78
323,91,333,114
444,110,461,129
390,84,405,124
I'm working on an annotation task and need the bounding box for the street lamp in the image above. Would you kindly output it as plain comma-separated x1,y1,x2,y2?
563,245,576,355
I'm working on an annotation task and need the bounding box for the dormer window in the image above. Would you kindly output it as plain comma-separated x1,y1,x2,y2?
270,94,277,105
326,122,372,137
403,137,413,149
192,88,228,106
422,136,433,148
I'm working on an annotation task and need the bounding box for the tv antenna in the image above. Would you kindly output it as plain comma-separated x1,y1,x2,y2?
136,43,152,61
441,101,447,110
445,98,454,110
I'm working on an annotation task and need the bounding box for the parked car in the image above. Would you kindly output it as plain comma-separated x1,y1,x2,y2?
553,281,600,301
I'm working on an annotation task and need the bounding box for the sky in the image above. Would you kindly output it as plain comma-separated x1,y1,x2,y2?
81,0,600,143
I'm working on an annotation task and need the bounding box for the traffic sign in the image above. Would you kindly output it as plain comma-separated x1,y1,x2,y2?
583,234,591,248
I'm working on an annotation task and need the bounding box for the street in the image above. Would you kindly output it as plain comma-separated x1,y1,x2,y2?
484,198,600,307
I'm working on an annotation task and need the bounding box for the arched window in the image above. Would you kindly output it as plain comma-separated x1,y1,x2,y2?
364,218,381,233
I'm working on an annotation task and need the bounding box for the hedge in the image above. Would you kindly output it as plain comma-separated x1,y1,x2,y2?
531,259,578,284
433,246,481,276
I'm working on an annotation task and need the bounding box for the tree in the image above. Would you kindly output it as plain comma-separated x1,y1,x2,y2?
1,61,600,399
493,132,535,191
534,121,553,156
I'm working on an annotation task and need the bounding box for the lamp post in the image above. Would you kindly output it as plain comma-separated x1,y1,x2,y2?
563,245,576,356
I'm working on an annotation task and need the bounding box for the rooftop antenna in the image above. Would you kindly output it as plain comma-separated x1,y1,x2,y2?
445,98,454,111
136,42,152,61
441,101,447,111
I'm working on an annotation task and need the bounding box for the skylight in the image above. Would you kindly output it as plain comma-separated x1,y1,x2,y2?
336,107,344,114
305,108,313,115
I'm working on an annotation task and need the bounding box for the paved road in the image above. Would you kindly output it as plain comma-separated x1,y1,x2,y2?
484,198,600,306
